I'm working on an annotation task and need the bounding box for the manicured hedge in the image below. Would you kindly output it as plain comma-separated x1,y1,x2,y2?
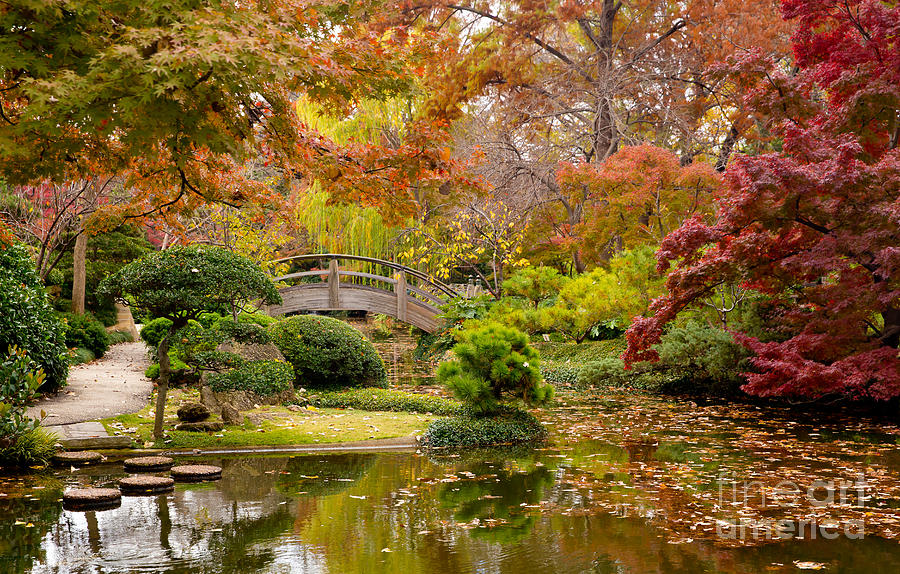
310,388,462,416
424,410,547,448
268,315,387,388
207,360,294,397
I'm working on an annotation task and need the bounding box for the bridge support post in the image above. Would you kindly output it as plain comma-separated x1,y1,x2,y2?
328,259,340,308
396,271,408,323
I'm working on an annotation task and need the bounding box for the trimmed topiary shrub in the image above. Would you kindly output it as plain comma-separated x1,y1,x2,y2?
424,409,547,447
437,322,553,416
0,241,68,391
59,312,110,358
310,388,462,416
207,360,294,397
268,315,387,388
140,317,173,348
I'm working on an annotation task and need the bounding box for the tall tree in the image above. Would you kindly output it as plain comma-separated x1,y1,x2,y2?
626,0,900,401
385,0,789,269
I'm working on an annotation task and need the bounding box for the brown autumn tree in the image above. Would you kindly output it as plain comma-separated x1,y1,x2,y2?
382,0,790,270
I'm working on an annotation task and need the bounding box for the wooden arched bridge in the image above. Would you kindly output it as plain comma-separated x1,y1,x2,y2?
265,254,458,333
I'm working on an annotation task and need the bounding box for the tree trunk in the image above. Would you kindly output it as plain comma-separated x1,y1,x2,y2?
153,331,173,440
881,305,900,349
71,232,87,315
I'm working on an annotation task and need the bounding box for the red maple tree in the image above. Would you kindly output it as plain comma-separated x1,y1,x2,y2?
625,0,900,400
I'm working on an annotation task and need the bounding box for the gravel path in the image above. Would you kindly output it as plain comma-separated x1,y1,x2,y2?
28,341,153,425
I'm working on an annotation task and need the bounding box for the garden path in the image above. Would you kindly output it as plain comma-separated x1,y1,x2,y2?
27,341,153,426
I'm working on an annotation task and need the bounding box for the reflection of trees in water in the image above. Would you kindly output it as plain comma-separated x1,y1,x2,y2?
276,453,377,498
439,463,555,543
218,456,289,501
0,483,63,572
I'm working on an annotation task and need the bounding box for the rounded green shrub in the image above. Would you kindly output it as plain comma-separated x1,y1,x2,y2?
0,242,68,391
437,322,553,416
59,312,110,358
424,410,547,448
268,315,387,388
140,317,173,348
207,360,295,396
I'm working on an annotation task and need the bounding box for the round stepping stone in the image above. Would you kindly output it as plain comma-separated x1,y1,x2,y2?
119,475,175,495
170,464,222,482
63,488,121,511
123,456,174,472
52,451,103,466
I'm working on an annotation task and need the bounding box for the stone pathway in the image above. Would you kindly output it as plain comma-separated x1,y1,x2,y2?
28,341,153,449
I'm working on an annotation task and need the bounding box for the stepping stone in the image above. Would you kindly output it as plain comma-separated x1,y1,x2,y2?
63,488,121,511
171,464,222,482
123,456,174,472
119,475,175,495
175,421,224,432
52,451,103,466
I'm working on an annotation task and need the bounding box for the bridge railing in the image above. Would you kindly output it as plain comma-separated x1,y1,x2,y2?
270,254,459,309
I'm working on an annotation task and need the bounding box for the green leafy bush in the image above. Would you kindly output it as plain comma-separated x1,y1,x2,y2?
140,317,173,348
0,242,68,391
69,347,96,365
59,312,110,358
144,358,189,380
310,388,462,416
0,347,44,442
424,410,547,447
653,321,750,395
268,315,387,388
436,322,553,416
0,427,58,468
207,360,295,397
107,330,134,345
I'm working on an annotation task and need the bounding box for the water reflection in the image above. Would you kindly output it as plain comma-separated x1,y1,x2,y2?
0,450,897,573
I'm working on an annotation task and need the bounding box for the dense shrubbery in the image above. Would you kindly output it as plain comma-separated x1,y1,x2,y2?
0,428,58,468
0,347,57,467
0,241,68,391
207,360,294,396
570,323,750,396
424,409,547,447
437,322,553,415
310,388,462,416
269,315,387,388
59,312,110,358
107,330,134,345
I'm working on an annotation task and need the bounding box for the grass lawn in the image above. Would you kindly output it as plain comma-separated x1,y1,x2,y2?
101,388,439,449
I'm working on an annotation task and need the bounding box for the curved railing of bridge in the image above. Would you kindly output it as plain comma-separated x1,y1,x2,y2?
265,254,458,333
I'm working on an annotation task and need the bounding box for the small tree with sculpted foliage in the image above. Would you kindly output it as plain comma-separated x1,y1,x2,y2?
437,323,553,416
100,246,281,439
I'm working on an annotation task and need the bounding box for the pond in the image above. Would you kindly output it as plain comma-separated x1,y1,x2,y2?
5,389,900,573
5,323,900,573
